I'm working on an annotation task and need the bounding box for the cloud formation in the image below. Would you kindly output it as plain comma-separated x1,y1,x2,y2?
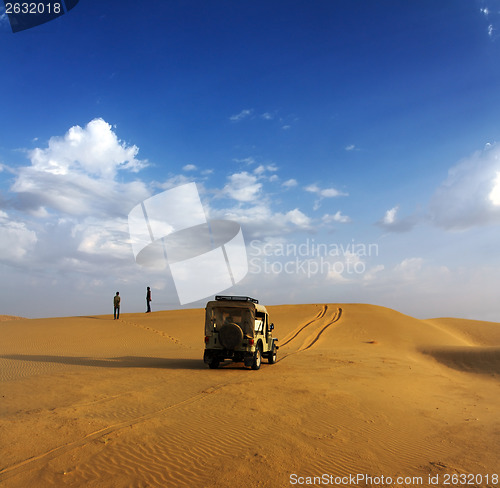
394,257,424,280
376,205,417,232
0,210,37,262
214,167,315,238
429,143,500,230
2,118,328,285
282,179,298,188
11,118,149,218
214,204,312,238
480,3,500,39
223,171,262,202
229,109,253,122
305,184,348,198
29,118,144,178
345,144,360,151
305,183,348,211
322,211,351,224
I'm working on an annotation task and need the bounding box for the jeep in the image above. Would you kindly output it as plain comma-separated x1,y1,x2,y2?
203,295,278,369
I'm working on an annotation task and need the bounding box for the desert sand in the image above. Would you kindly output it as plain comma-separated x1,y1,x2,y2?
0,304,499,487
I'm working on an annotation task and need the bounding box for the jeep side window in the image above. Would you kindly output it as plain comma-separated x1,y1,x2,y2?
254,318,264,333
207,308,216,332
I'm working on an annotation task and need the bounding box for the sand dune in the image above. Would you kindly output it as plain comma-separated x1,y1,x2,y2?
0,316,25,322
1,303,499,487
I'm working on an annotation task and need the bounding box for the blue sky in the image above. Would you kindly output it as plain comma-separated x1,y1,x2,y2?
1,1,500,319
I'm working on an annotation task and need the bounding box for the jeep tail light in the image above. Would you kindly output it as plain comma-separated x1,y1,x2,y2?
248,339,254,346
205,336,210,343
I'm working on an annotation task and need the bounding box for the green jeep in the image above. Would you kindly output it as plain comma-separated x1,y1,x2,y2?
203,295,278,370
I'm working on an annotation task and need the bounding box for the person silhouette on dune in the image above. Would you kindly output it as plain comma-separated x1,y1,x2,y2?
146,287,151,313
113,292,121,319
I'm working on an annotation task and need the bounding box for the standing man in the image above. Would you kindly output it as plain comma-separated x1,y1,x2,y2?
113,292,121,320
146,286,151,313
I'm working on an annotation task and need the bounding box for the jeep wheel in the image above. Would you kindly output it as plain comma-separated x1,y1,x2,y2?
268,343,277,364
251,345,262,370
208,358,220,369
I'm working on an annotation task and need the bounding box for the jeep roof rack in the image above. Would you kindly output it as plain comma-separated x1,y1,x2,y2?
215,295,259,304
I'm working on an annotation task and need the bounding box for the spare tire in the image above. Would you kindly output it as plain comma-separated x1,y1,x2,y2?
219,323,244,349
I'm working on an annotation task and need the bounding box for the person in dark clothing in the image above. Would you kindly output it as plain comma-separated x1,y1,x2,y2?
146,286,151,313
113,292,120,319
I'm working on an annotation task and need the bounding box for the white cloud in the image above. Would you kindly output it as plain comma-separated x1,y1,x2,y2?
29,118,145,178
254,164,278,176
156,174,194,191
429,142,500,229
323,251,364,283
326,269,349,282
0,162,15,175
74,217,131,259
282,179,298,188
479,2,500,38
1,119,326,316
11,119,149,217
322,211,351,224
211,203,312,239
363,264,385,282
261,112,274,120
233,157,256,165
0,211,37,262
345,144,357,151
205,166,315,238
489,171,500,205
383,205,398,225
376,204,417,232
306,184,348,210
285,208,311,227
229,109,253,122
223,172,262,202
478,1,500,39
305,184,348,198
394,257,424,280
13,168,149,217
183,164,197,171
0,118,156,298
322,188,345,198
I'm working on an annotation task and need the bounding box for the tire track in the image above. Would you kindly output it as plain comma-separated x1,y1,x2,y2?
300,307,343,351
280,305,328,347
279,307,342,361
